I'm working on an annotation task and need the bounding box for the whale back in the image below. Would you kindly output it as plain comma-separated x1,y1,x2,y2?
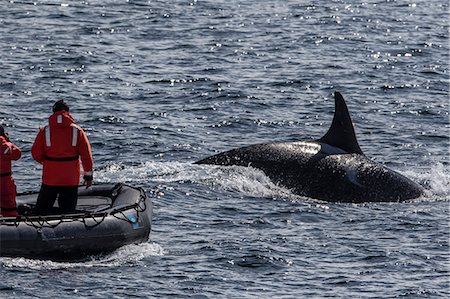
194,91,424,202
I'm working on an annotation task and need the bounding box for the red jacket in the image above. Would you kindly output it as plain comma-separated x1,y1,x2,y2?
1,135,21,216
1,136,21,177
32,111,93,186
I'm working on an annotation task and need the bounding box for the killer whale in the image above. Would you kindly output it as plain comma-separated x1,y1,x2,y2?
195,92,424,203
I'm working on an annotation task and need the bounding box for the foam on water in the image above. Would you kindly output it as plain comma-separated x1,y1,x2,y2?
426,162,450,197
402,162,450,200
0,242,164,270
96,161,296,199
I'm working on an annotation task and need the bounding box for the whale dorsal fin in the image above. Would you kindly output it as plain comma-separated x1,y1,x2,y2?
319,92,363,154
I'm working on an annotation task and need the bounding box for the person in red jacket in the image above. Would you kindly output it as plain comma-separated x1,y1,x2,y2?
0,125,22,217
32,100,93,215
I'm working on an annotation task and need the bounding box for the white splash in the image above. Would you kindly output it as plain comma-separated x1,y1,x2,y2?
402,162,450,200
0,242,164,270
96,161,296,199
194,164,295,198
426,162,450,197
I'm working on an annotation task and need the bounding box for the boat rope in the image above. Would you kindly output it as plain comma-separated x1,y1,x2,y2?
111,188,147,224
79,212,108,229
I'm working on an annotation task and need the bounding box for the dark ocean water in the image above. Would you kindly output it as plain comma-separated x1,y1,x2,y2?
0,0,449,298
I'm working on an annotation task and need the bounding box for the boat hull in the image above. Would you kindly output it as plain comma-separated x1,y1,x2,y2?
0,184,152,261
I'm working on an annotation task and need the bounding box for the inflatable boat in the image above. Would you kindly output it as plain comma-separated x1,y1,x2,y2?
0,183,152,261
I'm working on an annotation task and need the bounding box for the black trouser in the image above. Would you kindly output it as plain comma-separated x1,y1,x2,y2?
34,184,78,215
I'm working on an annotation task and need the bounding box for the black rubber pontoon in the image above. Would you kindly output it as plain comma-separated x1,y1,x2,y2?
0,183,152,261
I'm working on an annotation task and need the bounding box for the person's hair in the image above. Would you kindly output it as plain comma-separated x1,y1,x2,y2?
0,125,5,138
52,100,70,112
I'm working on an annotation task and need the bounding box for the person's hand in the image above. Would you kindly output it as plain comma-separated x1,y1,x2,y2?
83,175,93,189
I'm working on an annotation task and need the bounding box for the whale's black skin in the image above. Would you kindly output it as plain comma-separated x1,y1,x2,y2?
195,92,424,203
